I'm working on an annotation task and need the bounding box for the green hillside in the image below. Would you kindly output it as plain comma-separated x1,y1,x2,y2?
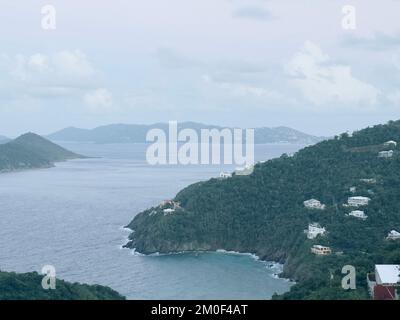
0,133,85,172
124,120,400,299
0,270,124,300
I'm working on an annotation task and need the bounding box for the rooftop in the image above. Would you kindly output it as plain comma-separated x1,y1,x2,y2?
375,265,400,285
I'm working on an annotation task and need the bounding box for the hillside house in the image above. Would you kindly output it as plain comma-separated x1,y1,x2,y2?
235,164,254,176
163,208,175,215
305,223,326,239
387,230,400,240
160,200,181,209
348,196,371,207
384,140,397,147
360,178,377,184
311,245,332,255
219,172,232,179
367,265,400,300
348,210,368,220
378,150,394,158
349,187,356,193
304,199,326,210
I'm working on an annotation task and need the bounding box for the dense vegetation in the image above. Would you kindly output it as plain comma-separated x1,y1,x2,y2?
125,120,400,299
47,122,323,144
0,270,125,300
0,133,85,172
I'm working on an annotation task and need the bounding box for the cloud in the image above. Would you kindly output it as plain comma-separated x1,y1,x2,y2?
285,41,380,107
0,50,97,97
0,50,108,115
341,32,400,51
232,6,273,21
52,50,95,78
155,47,201,69
387,90,400,106
201,73,295,106
83,88,114,113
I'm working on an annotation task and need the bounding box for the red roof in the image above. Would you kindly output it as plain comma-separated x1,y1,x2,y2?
374,285,397,300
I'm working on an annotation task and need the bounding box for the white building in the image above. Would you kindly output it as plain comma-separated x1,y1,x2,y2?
378,150,394,158
235,164,254,176
375,265,400,286
350,186,357,193
348,210,368,220
303,199,326,210
348,196,371,207
387,230,400,240
160,200,181,209
219,172,232,179
360,178,377,184
163,208,175,215
311,245,332,255
384,140,397,147
305,223,326,239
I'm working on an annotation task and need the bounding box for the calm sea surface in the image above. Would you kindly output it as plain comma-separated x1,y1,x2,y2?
0,143,303,299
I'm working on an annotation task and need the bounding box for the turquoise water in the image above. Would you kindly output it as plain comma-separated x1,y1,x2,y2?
0,143,301,299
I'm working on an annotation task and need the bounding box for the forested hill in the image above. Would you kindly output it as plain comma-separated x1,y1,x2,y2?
0,133,85,173
0,135,10,143
0,270,125,300
125,120,400,299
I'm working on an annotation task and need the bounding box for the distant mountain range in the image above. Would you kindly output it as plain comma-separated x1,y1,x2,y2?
47,122,325,144
0,133,85,173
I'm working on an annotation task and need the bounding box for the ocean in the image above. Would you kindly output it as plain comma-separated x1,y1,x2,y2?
0,143,303,299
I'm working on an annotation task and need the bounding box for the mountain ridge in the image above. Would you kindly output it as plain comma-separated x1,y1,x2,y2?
0,133,85,173
47,122,324,144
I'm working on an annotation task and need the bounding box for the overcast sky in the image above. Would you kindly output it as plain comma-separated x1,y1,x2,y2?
1,0,400,137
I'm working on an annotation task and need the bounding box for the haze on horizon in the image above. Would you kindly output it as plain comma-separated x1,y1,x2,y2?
1,0,400,137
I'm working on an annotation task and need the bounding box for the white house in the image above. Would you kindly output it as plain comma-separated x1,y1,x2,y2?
375,265,400,285
160,200,181,209
387,230,400,240
304,199,326,210
379,150,394,158
305,223,326,239
384,140,397,147
235,164,254,176
348,210,368,220
311,245,332,255
219,172,232,179
360,178,377,184
348,196,371,207
163,208,175,215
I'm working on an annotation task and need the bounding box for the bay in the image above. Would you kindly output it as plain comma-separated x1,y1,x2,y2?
0,143,302,299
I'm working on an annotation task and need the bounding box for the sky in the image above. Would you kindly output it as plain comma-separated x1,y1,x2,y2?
0,0,400,137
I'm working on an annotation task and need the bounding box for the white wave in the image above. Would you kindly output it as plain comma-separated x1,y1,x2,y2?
215,249,260,261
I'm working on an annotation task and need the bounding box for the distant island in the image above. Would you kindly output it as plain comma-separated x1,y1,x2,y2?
0,133,86,173
124,120,400,299
47,122,324,145
0,270,124,300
